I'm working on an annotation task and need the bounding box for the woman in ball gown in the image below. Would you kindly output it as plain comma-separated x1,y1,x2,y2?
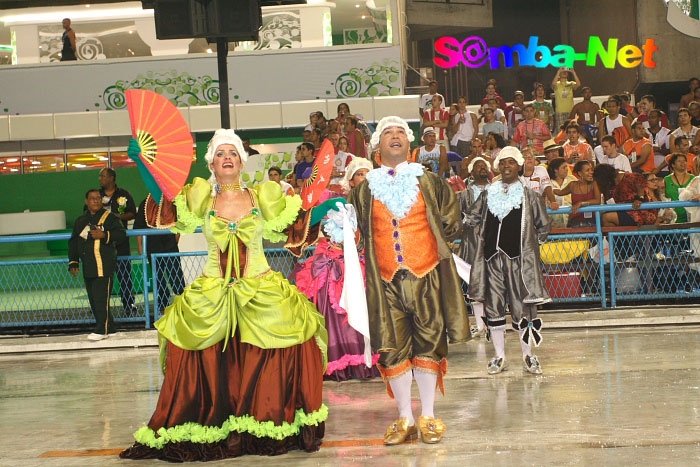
120,129,328,462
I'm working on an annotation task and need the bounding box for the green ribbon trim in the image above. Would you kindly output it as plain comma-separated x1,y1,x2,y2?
133,404,329,449
172,192,205,234
263,194,302,242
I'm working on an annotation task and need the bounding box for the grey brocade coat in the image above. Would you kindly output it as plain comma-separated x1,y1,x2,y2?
456,181,486,265
463,181,553,304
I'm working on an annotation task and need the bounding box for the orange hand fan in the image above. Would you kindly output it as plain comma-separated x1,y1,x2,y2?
125,90,194,201
301,139,335,210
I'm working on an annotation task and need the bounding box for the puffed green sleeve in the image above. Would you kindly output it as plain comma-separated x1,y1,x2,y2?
171,177,212,234
254,181,303,242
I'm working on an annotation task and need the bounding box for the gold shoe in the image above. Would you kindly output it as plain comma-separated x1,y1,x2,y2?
418,416,446,444
383,417,418,445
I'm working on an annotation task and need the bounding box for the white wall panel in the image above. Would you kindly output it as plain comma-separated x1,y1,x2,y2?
235,103,282,130
9,114,54,141
373,96,420,122
98,110,132,137
281,100,328,128
54,112,100,138
0,116,9,142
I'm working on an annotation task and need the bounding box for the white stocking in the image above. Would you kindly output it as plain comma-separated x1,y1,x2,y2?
519,329,532,357
491,326,506,358
414,370,437,418
388,370,414,425
472,303,485,330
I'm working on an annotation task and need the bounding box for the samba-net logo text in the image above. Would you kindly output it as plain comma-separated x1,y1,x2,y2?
434,36,658,69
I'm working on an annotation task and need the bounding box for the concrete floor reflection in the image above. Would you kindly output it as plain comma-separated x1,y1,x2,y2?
1,327,699,466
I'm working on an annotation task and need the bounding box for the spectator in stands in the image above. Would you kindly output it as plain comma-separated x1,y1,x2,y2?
419,80,445,119
423,94,450,146
409,127,447,177
645,173,676,224
480,107,506,139
308,128,322,150
598,135,632,172
335,102,351,126
268,166,295,196
450,96,479,158
680,77,700,110
294,142,315,190
304,112,319,131
512,103,551,155
548,157,578,228
562,123,594,162
69,189,125,340
637,95,670,129
135,197,185,317
689,101,700,127
485,131,506,161
505,90,526,139
664,136,697,175
619,92,639,118
551,67,581,130
484,97,507,124
344,116,366,158
460,135,486,179
327,130,340,153
569,86,599,141
594,164,657,227
669,108,700,154
543,139,564,165
242,137,259,156
60,18,77,61
597,95,632,148
92,168,137,313
532,82,554,131
665,152,695,223
647,109,672,175
522,151,559,210
337,135,352,155
553,160,600,228
622,119,654,173
481,80,506,110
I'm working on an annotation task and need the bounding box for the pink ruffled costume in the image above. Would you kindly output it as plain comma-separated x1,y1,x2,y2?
291,238,380,381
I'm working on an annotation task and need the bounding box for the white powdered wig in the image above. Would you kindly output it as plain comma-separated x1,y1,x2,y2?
205,128,248,195
493,146,525,167
369,116,415,149
340,157,374,192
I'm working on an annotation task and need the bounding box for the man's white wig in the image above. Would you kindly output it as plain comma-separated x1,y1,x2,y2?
340,157,373,192
493,146,525,167
370,116,415,149
205,128,248,193
468,156,492,174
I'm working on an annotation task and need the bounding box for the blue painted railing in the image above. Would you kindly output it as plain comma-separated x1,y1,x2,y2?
1,200,700,328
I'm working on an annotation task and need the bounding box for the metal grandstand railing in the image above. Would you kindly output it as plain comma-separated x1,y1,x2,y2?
1,200,700,329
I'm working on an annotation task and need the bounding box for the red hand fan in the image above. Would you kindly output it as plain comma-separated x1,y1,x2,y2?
301,139,335,210
125,90,194,201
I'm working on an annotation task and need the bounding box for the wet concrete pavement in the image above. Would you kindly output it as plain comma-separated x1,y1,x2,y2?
1,326,699,466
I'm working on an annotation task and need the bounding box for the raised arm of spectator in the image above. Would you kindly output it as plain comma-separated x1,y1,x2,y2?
631,142,653,169
543,186,559,210
470,112,479,135
621,115,633,137
571,69,581,90
439,145,449,178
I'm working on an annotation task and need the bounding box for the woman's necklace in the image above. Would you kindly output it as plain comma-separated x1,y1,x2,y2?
217,182,243,193
673,172,689,187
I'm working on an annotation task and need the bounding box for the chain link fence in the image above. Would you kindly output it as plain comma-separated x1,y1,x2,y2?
2,218,700,329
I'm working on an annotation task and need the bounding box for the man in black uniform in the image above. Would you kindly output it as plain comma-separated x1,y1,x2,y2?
134,196,185,317
85,168,137,313
69,189,126,340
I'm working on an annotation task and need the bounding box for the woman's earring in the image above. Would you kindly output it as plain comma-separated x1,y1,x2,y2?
216,183,221,194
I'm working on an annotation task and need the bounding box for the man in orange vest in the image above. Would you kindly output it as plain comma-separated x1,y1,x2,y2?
324,116,470,446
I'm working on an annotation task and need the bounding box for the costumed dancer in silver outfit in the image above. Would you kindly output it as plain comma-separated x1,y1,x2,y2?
456,156,492,338
463,146,552,375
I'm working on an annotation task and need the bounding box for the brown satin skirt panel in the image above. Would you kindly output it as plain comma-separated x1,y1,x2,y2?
147,336,324,432
147,341,239,431
237,338,324,425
